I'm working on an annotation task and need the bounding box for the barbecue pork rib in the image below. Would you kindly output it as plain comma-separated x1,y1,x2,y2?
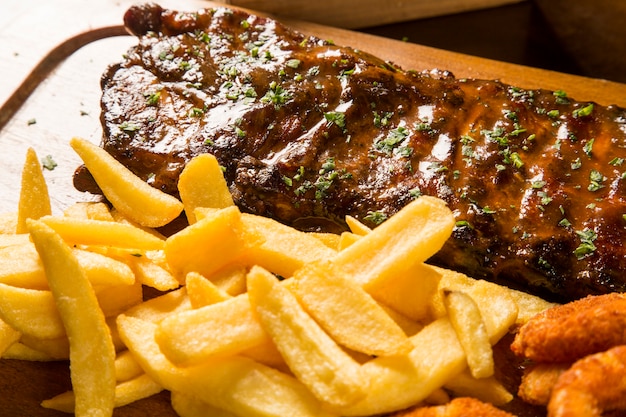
77,3,626,302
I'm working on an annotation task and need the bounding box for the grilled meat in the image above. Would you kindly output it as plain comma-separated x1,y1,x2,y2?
77,3,626,302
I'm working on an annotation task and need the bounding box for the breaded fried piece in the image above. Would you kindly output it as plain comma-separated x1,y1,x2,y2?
511,293,626,363
391,397,516,417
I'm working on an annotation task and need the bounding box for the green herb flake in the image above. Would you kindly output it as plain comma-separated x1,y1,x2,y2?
583,138,595,157
609,157,624,166
364,211,388,225
324,111,346,131
574,227,597,259
41,155,57,171
286,59,301,69
455,220,473,229
573,103,594,118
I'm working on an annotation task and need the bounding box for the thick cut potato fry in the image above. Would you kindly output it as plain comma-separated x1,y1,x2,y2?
118,315,335,417
2,342,60,361
63,202,115,221
115,350,144,382
124,287,191,323
41,373,164,413
171,392,238,417
0,319,20,356
344,215,372,236
292,261,413,357
178,153,234,224
16,148,51,233
40,215,165,250
307,232,341,250
443,290,494,379
128,254,180,290
28,219,116,417
331,196,455,289
369,262,442,322
156,293,269,365
19,334,70,359
74,248,136,287
70,137,183,228
338,232,361,251
95,282,144,318
336,281,518,416
444,369,513,406
247,266,367,408
185,271,230,308
0,283,65,339
194,207,337,278
165,206,262,281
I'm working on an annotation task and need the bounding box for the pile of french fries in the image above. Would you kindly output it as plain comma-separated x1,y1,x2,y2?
0,137,556,417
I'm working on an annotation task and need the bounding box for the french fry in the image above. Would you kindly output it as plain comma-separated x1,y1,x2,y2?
19,334,70,360
40,215,165,251
63,201,115,221
345,215,372,236
171,391,238,417
117,315,335,417
70,137,183,228
28,219,116,417
165,206,262,280
292,261,413,357
95,282,143,318
16,148,51,233
115,350,145,382
127,254,180,290
0,283,65,339
331,196,455,289
41,373,164,413
247,266,368,407
335,281,518,416
444,369,513,406
0,319,20,356
443,290,495,379
178,153,234,224
123,287,191,323
156,292,269,366
2,342,60,361
338,231,362,250
185,271,231,308
369,262,442,322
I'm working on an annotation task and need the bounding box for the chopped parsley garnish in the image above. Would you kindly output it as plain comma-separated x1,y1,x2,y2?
573,103,594,118
588,170,605,191
374,126,410,156
583,138,595,157
41,155,57,171
285,59,301,69
324,111,346,131
364,211,387,225
145,91,161,106
553,90,569,104
119,121,140,132
574,228,597,259
261,82,292,108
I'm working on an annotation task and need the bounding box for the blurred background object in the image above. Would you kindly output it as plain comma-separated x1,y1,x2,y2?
221,0,626,83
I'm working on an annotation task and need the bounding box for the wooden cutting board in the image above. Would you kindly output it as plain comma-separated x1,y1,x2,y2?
1,1,625,415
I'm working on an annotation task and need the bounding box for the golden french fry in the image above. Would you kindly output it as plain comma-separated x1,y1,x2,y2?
16,148,51,234
95,282,144,318
203,264,248,296
63,202,115,221
74,248,136,287
331,196,455,289
443,290,494,379
247,266,367,407
506,287,558,324
117,315,334,417
336,282,518,416
0,282,65,339
28,219,116,417
165,206,262,281
307,232,341,250
240,213,338,278
344,215,371,236
369,262,442,322
128,254,180,290
444,369,513,406
171,391,238,417
156,292,269,366
292,261,413,357
123,287,191,323
338,231,361,251
19,334,69,360
178,153,234,224
0,319,20,356
185,271,231,308
2,342,59,361
70,137,183,227
41,373,163,413
0,232,29,248
115,350,144,382
40,215,165,251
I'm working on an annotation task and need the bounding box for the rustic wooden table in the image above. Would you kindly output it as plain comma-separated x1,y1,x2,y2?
1,1,625,415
